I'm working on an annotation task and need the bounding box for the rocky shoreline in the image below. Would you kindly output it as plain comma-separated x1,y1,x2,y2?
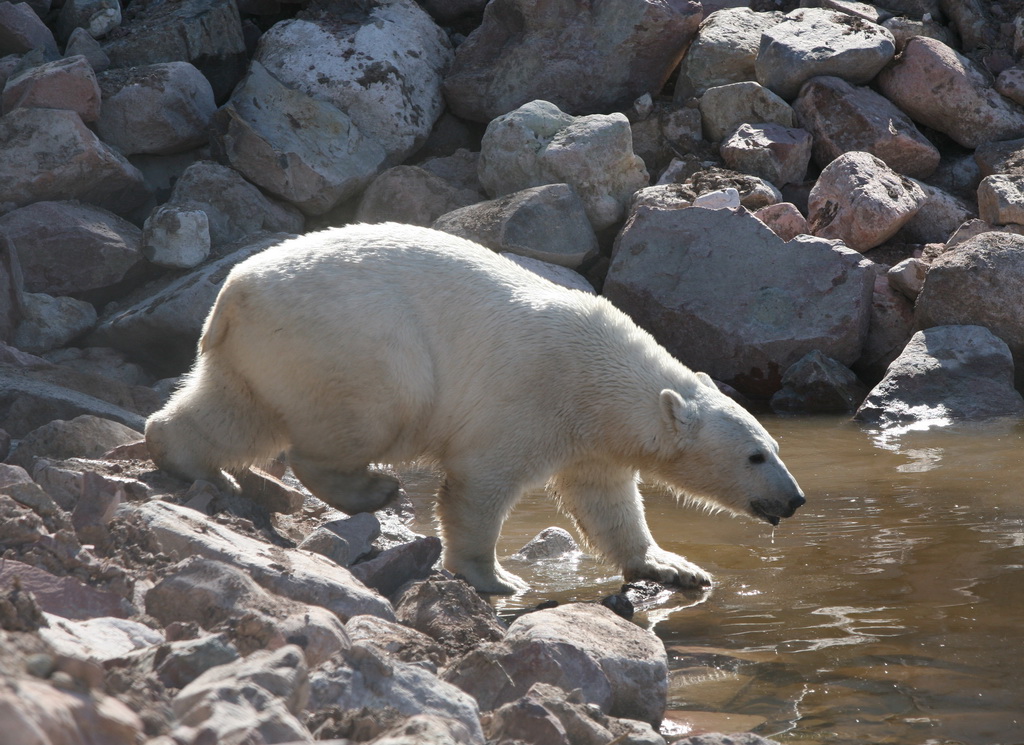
3,0,1024,742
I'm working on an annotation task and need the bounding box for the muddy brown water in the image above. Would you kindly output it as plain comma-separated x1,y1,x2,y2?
399,415,1024,744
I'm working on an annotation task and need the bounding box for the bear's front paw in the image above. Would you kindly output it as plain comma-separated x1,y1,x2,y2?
624,548,712,589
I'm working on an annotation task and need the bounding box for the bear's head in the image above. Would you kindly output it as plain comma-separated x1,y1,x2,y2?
654,373,805,525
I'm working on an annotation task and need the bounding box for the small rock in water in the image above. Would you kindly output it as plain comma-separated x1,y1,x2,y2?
510,526,580,561
600,593,634,620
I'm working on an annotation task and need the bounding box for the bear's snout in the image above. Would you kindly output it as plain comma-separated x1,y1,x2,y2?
750,491,805,525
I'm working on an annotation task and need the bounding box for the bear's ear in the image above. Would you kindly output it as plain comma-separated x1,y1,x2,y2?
660,389,699,434
695,371,716,389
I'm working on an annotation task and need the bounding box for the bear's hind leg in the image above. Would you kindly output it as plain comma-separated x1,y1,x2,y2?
436,473,529,595
552,463,712,589
289,453,400,514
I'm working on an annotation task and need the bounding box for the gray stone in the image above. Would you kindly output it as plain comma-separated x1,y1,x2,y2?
604,206,874,398
42,347,149,387
755,8,895,100
152,634,240,690
793,75,940,179
509,526,580,561
898,180,975,244
0,107,149,217
0,201,144,303
142,205,211,269
855,326,1024,426
13,293,96,355
349,535,442,600
395,577,506,659
681,167,783,210
434,183,598,268
673,7,784,101
444,0,701,122
477,100,649,231
55,0,120,42
1,54,100,122
770,350,868,414
8,414,140,470
852,272,916,385
96,62,215,156
807,151,926,252
914,231,1024,388
978,174,1024,226
887,257,927,301
720,122,812,186
345,614,448,671
0,224,22,346
882,15,955,52
64,27,109,71
0,1,57,55
356,165,482,227
698,81,795,142
0,679,143,744
499,253,596,294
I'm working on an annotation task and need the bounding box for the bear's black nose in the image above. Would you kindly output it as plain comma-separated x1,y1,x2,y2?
789,494,806,513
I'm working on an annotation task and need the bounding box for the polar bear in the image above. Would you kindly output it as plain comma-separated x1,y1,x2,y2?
146,223,805,594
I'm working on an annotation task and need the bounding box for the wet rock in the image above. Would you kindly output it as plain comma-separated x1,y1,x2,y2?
13,293,96,355
898,181,975,245
510,526,580,561
434,183,598,269
0,678,144,744
0,200,145,303
394,577,505,659
350,535,442,600
146,556,350,665
55,0,120,42
1,54,100,122
444,0,701,122
770,350,868,414
674,7,784,101
95,62,215,156
853,273,916,385
255,0,452,166
102,0,246,101
854,325,1024,426
142,205,211,269
345,614,447,671
720,122,812,186
753,202,809,241
308,642,485,744
356,165,482,227
0,107,149,217
477,99,649,231
672,734,780,745
170,645,310,745
755,8,895,101
8,414,140,470
915,231,1024,387
698,81,795,143
807,151,927,252
0,1,58,55
876,37,1024,149
604,206,873,398
793,75,940,179
887,257,928,301
125,500,396,622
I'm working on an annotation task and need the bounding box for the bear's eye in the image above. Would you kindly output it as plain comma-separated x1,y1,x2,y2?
749,453,766,465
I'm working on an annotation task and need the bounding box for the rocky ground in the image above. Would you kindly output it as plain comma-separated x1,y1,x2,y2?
3,0,1024,742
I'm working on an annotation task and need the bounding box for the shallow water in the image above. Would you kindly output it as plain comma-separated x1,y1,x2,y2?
401,415,1024,745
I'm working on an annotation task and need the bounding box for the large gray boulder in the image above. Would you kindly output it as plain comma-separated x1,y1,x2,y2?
444,0,701,122
604,206,874,398
914,231,1024,388
854,326,1024,426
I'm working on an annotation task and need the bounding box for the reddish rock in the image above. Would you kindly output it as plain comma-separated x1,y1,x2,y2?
753,201,809,241
1,55,101,122
720,122,811,186
0,560,132,619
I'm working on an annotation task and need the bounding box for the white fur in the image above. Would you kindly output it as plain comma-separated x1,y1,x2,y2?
146,223,805,593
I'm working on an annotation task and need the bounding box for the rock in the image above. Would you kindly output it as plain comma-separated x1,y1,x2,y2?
978,174,1024,226
394,577,506,659
807,151,927,252
604,206,874,398
88,232,290,375
510,526,580,561
770,350,868,413
755,8,895,100
629,101,704,179
698,81,795,142
142,205,211,269
234,466,306,515
125,500,396,622
95,62,215,156
43,347,150,387
444,0,701,122
146,557,350,665
102,0,246,101
914,231,1024,387
64,27,110,72
682,167,783,210
674,7,784,101
150,633,240,689
720,122,812,186
477,100,649,231
13,293,97,355
887,257,928,301
41,614,163,661
1,54,100,122
975,137,1024,179
356,165,481,226
433,183,598,269
313,512,381,565
898,180,975,244
170,645,311,745
854,325,1024,426
255,0,452,165
349,535,442,600
0,1,58,56
876,37,1024,149
852,272,916,385
672,734,779,745
8,414,140,470
55,0,120,42
997,67,1024,107
0,234,21,344
0,559,132,619
346,614,448,671
0,678,143,745
0,107,149,217
882,15,955,52
369,714,482,745
793,75,940,179
500,253,596,293
753,202,809,241
308,642,485,744
0,201,145,303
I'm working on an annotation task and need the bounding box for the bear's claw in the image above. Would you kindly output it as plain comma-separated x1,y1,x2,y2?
624,548,712,589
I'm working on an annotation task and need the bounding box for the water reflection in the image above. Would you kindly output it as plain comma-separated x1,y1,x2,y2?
400,416,1024,744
